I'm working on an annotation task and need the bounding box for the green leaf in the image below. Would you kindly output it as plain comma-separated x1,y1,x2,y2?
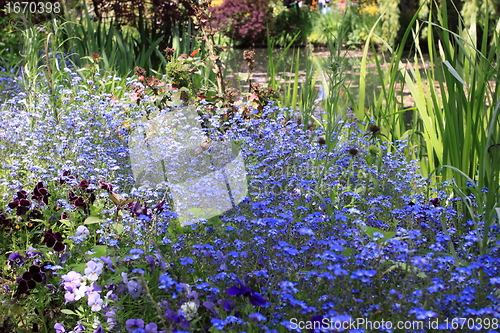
89,202,104,216
60,309,78,315
112,223,124,235
187,207,222,219
84,216,105,225
59,219,73,227
68,263,86,273
89,245,108,258
365,227,383,237
342,248,357,256
442,60,468,88
231,139,243,156
365,227,395,243
10,304,23,315
29,219,46,223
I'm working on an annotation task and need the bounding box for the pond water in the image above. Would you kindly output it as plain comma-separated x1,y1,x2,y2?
221,47,425,112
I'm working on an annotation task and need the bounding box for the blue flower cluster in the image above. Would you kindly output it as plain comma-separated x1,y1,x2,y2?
1,67,500,332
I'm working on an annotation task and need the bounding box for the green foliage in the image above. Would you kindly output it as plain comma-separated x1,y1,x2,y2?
308,10,345,44
17,18,76,121
61,7,167,78
0,16,23,68
376,0,401,49
308,1,380,47
269,5,314,47
351,1,500,255
165,55,202,92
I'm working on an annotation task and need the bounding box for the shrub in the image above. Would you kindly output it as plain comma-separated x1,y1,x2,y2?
209,0,273,46
270,5,315,47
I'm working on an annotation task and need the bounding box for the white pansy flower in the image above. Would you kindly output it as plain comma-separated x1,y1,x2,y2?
180,301,198,321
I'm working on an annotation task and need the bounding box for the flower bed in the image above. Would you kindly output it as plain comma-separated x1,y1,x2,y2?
1,69,499,333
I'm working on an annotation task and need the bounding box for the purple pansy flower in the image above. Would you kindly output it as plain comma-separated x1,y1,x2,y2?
8,252,24,266
226,279,267,307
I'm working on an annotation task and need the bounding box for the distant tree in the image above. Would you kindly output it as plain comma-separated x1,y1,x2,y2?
209,0,273,46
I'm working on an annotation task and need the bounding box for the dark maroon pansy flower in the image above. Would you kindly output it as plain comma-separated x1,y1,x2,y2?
17,278,34,295
42,229,66,252
28,209,43,221
347,148,359,156
127,201,150,218
32,182,50,205
16,265,45,295
8,198,31,216
59,170,76,185
29,265,44,283
98,180,113,192
79,179,90,190
68,190,78,202
153,200,166,213
0,213,13,229
73,196,87,208
430,198,440,207
68,191,87,209
89,192,96,205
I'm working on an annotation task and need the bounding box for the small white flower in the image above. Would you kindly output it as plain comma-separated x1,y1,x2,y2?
74,283,87,301
180,301,198,321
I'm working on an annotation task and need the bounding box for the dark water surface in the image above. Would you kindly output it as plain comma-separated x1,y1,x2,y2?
220,46,417,108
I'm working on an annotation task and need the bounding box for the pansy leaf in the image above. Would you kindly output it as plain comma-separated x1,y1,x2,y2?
112,223,124,235
68,263,87,274
84,216,105,225
60,309,78,315
108,191,134,206
342,248,357,256
89,245,108,258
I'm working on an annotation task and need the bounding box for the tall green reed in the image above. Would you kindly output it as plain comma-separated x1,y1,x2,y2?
266,30,300,100
403,0,499,256
264,8,354,129
18,17,76,122
62,6,166,78
354,0,499,255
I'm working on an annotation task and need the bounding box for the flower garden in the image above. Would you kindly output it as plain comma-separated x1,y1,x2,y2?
1,1,500,332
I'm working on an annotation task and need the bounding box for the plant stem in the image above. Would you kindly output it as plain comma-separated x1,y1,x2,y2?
190,2,226,95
